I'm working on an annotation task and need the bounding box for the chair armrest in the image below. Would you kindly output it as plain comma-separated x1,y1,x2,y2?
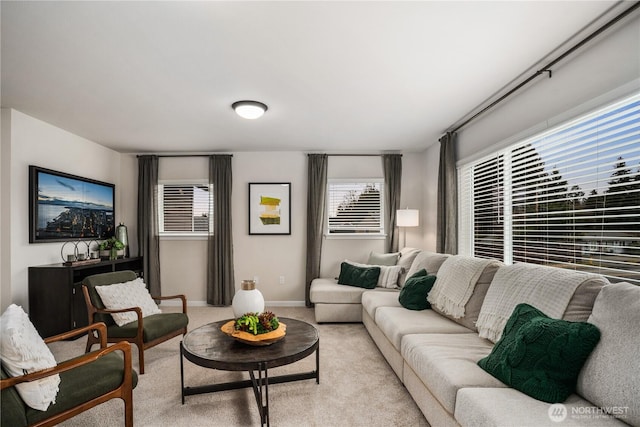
1,340,133,390
152,294,187,314
94,306,144,321
44,322,108,348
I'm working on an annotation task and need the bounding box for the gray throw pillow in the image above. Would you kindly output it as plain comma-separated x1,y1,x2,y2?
367,251,400,266
576,282,640,425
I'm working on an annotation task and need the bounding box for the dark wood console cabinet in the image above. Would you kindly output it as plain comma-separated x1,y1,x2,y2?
28,257,143,338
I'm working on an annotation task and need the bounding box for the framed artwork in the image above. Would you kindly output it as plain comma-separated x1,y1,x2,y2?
248,183,291,235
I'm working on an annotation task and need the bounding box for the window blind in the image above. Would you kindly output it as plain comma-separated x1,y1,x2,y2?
158,183,213,234
460,93,640,285
327,180,384,235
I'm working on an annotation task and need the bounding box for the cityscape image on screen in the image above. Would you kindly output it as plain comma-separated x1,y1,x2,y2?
31,167,115,241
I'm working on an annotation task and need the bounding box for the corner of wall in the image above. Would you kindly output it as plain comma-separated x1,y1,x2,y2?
1,109,13,310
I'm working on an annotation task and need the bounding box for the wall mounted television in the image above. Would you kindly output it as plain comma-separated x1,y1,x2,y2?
29,165,115,243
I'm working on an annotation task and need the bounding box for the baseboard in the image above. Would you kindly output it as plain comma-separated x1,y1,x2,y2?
159,300,307,307
266,301,307,307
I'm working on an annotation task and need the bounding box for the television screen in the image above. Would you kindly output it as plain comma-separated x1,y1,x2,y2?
29,166,115,242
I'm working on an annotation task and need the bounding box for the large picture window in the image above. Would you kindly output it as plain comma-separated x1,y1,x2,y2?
326,179,384,236
158,182,213,236
459,94,640,285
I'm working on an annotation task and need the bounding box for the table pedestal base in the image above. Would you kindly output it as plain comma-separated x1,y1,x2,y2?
180,342,320,427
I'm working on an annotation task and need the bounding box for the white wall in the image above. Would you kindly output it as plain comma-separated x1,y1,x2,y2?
419,13,640,254
458,14,640,163
1,110,11,310
319,155,424,277
2,115,425,310
1,109,129,311
156,153,308,305
158,153,424,305
421,144,439,252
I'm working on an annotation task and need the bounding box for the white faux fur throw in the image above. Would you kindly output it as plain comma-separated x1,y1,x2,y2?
476,263,591,342
427,255,500,318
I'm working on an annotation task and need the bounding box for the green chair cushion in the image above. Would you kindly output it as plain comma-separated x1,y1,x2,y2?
107,312,189,342
1,366,28,427
26,352,138,425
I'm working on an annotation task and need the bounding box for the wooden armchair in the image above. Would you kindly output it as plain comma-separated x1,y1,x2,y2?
82,270,188,374
1,323,136,427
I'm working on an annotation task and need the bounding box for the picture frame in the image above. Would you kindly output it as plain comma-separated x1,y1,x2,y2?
248,183,291,235
29,165,116,243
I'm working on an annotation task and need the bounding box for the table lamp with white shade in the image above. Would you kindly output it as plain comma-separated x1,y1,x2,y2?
396,208,419,248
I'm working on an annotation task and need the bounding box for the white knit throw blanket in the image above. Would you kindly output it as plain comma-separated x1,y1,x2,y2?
476,263,590,342
427,255,501,318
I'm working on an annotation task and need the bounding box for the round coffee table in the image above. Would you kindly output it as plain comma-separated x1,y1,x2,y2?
180,317,319,426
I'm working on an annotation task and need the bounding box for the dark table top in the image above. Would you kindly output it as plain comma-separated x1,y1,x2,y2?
181,317,319,371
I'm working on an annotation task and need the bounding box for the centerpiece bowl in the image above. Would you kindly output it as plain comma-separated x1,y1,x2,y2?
221,312,286,346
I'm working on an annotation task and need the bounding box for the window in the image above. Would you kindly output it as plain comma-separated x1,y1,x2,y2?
158,182,213,236
326,179,384,236
460,94,640,285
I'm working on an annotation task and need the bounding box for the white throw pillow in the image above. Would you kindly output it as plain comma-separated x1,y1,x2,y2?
95,278,161,326
346,260,405,289
0,304,60,411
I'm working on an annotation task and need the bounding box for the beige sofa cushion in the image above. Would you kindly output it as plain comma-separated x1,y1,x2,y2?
562,277,605,322
401,333,505,415
455,388,626,427
405,251,450,280
309,278,366,304
375,307,471,351
361,289,401,319
577,282,640,426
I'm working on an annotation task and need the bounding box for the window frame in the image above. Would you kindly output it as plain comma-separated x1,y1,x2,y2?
325,178,386,239
157,180,213,240
459,93,640,285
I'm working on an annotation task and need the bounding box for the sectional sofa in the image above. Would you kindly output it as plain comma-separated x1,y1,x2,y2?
310,249,639,426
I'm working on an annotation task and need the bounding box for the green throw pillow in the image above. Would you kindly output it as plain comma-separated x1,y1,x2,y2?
398,269,436,310
477,303,600,403
337,262,380,289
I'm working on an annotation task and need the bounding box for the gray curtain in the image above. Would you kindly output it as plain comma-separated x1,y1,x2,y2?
383,154,402,252
305,154,328,307
437,132,458,254
137,155,161,296
207,155,235,306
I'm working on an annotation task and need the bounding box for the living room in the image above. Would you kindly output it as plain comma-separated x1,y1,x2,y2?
1,2,639,426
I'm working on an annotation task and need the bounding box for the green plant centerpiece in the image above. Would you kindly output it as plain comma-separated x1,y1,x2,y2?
235,312,280,335
99,237,125,260
221,311,286,346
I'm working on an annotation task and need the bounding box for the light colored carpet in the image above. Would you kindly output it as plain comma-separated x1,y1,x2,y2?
50,306,429,427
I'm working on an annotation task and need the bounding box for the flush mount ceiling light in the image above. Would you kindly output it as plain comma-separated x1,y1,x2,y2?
232,100,268,119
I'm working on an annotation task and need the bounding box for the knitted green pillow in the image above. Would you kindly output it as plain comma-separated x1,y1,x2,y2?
398,269,436,310
337,262,380,289
478,303,600,403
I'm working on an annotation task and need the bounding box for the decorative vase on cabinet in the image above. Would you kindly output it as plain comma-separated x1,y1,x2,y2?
232,280,265,318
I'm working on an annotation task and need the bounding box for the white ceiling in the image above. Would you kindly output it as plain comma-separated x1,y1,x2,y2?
1,1,618,154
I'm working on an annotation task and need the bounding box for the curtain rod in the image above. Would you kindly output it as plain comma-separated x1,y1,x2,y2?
323,154,402,157
447,1,640,135
136,154,233,158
